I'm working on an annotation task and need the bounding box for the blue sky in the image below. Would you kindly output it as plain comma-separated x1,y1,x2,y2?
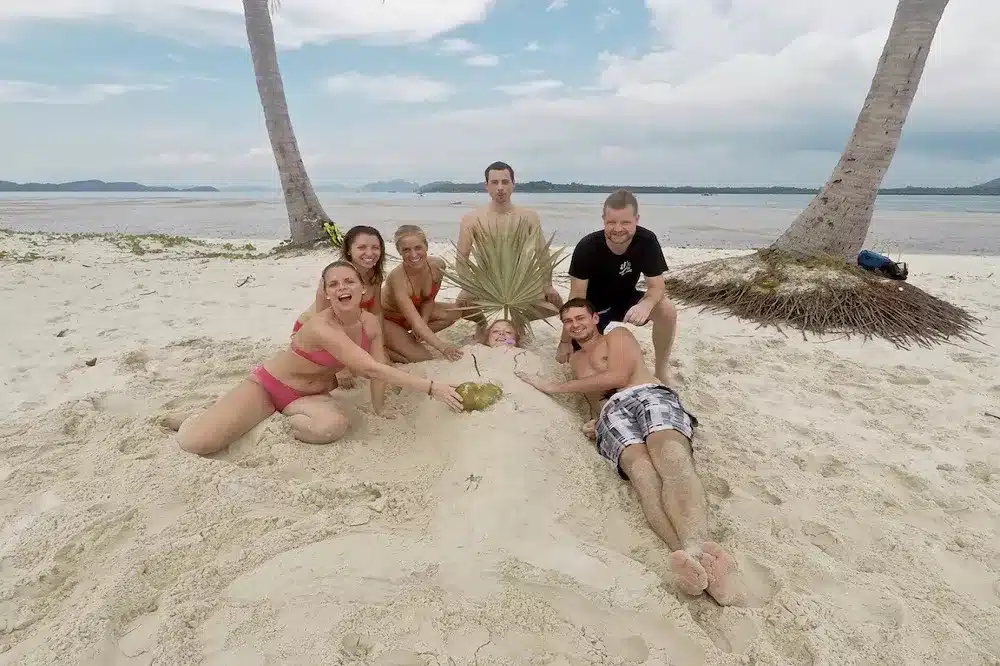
1,0,998,187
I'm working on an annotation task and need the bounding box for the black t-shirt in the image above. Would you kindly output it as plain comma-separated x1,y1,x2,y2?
568,226,668,310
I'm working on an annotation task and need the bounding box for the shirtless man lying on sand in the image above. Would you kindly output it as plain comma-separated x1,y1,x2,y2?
516,298,743,605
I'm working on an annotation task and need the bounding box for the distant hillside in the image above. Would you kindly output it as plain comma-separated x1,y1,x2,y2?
0,180,218,193
361,179,419,193
417,179,1000,196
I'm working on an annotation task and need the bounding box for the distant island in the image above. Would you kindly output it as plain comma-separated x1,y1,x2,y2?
360,179,420,193
0,180,219,193
417,178,1000,196
7,177,1000,196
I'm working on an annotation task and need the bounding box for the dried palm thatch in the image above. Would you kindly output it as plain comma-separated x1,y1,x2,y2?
443,217,569,339
663,249,983,350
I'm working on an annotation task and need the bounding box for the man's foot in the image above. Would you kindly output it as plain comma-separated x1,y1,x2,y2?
699,541,745,606
669,550,708,596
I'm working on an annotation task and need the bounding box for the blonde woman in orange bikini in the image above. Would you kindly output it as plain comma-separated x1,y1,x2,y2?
168,260,464,456
381,224,463,363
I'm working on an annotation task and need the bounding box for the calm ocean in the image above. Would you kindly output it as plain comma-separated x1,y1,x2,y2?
2,191,999,254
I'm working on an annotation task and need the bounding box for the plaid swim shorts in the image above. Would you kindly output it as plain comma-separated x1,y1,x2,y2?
595,383,699,480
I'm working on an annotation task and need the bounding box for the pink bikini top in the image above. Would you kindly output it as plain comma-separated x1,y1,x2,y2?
291,330,371,370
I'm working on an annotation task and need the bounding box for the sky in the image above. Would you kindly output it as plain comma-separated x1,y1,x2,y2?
1,0,998,188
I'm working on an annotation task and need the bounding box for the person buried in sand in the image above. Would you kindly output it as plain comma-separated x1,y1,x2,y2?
481,318,523,349
557,189,677,385
517,298,743,605
167,261,464,456
455,161,563,331
292,225,387,389
381,224,463,364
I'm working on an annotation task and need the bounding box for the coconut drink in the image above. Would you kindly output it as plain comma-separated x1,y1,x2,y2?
455,381,503,412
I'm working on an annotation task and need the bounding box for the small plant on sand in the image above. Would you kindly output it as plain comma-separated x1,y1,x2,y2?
663,0,980,349
443,217,568,340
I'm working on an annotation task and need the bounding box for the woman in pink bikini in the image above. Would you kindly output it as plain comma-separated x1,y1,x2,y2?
292,225,386,333
169,260,464,456
381,224,463,363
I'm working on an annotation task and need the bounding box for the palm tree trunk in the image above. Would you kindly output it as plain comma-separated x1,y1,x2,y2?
771,0,950,261
243,0,329,244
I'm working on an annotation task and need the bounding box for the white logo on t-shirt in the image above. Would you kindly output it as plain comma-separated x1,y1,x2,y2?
618,261,632,276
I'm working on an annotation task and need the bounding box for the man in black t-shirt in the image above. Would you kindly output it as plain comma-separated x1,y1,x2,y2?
557,189,678,384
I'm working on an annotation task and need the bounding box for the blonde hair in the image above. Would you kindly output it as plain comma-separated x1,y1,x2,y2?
394,224,427,249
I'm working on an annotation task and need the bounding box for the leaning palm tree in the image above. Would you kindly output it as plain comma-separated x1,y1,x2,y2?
243,0,339,245
663,0,980,349
444,218,569,339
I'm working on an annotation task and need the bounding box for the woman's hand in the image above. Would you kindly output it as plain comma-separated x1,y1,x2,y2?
440,344,464,361
429,381,464,412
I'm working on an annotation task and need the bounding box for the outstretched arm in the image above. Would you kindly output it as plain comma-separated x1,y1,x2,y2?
367,317,388,415
521,329,639,395
388,269,451,354
312,321,463,411
552,330,639,393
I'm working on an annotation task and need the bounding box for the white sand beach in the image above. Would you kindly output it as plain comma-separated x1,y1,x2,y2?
1,230,999,665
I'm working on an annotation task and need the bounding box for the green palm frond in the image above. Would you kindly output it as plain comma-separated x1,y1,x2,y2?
443,217,569,337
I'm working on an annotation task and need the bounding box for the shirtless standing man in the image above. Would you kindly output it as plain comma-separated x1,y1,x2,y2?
556,189,677,385
455,161,563,329
517,297,743,605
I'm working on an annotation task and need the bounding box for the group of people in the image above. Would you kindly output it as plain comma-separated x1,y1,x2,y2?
166,160,742,605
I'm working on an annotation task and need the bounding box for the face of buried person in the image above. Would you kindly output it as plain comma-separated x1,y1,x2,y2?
487,320,518,347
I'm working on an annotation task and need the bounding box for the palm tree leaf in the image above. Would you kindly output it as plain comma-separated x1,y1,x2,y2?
443,217,569,337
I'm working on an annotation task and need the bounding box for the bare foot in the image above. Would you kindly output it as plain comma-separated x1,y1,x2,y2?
669,550,708,596
699,541,745,606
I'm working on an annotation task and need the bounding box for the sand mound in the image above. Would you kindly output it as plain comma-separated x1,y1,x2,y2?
2,239,999,665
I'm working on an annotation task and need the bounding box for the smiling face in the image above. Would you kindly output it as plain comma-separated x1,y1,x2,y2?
486,320,518,347
347,232,382,274
323,264,364,313
396,233,428,269
561,306,599,343
602,203,638,247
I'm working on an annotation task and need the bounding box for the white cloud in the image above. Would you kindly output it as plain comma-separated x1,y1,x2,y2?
496,79,564,96
546,0,567,11
439,37,477,54
5,0,1000,188
465,53,499,67
524,41,540,52
0,0,497,49
0,80,167,104
293,0,1000,186
324,72,453,102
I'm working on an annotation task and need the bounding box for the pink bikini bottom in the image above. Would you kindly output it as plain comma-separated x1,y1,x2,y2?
251,364,308,411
